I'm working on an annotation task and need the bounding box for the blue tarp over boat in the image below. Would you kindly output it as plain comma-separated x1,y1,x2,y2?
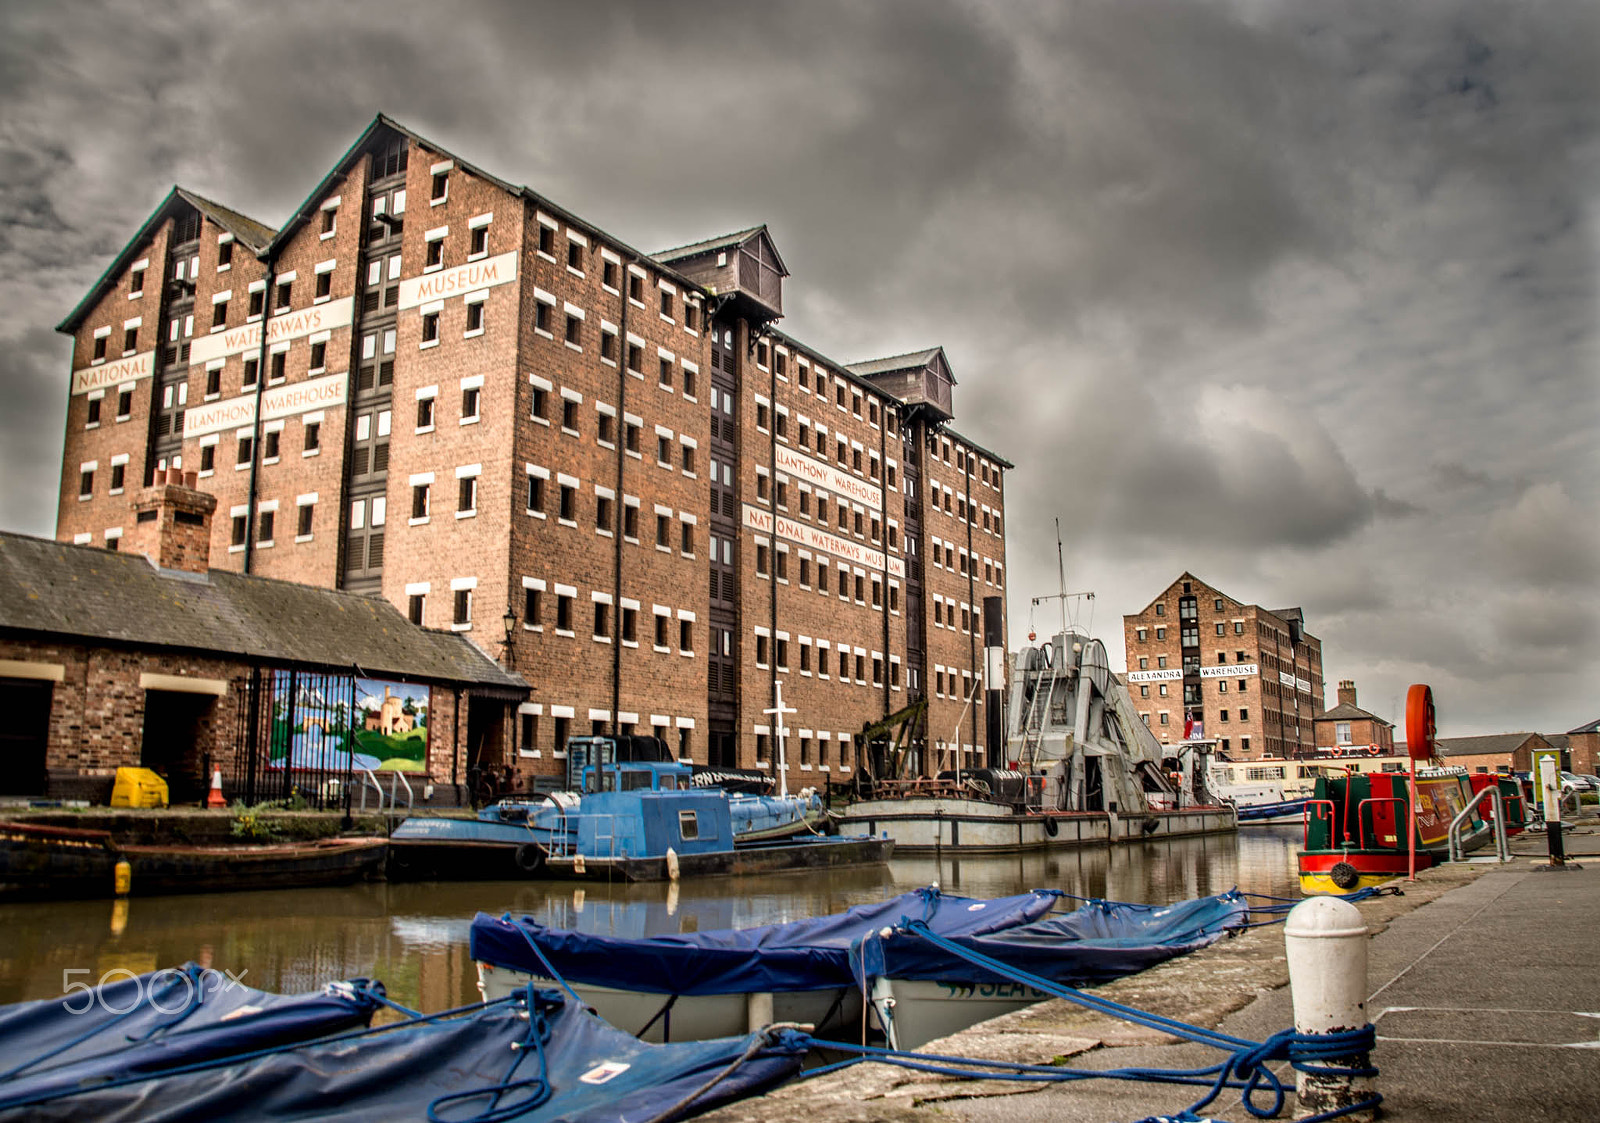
0,965,383,1108
857,890,1251,986
471,887,1061,995
1,987,808,1123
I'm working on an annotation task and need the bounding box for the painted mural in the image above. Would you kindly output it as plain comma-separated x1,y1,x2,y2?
268,674,430,773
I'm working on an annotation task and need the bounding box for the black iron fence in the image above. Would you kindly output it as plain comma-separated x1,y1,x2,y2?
229,668,358,810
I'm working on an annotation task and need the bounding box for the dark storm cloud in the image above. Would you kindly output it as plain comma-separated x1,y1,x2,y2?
0,0,1595,733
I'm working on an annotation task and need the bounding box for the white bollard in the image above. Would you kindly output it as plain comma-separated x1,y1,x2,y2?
1284,896,1374,1121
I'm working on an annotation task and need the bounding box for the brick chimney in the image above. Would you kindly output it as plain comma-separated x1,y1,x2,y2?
124,468,216,574
1337,679,1358,708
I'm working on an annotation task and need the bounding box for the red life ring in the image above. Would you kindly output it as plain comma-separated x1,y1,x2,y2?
1368,746,1380,757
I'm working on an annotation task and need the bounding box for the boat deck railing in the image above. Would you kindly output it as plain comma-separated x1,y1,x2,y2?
543,812,642,860
1449,785,1510,863
1355,797,1406,849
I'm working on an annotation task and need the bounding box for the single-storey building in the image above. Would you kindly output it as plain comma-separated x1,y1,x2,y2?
0,471,526,806
1426,732,1554,775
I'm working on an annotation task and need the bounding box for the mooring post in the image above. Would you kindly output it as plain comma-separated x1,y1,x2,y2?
1539,757,1565,866
1284,896,1374,1121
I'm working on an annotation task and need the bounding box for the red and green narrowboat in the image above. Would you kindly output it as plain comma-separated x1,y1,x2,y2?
1467,773,1529,836
1297,766,1492,894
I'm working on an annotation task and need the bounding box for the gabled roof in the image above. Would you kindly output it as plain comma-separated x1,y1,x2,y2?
1568,718,1600,736
1316,702,1393,727
0,531,525,694
178,188,278,252
267,114,709,295
652,224,790,278
846,347,952,382
57,187,278,334
1433,732,1548,758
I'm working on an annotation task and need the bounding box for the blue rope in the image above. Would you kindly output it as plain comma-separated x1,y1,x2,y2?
803,1027,1379,1121
878,919,1381,1120
500,913,589,1008
426,983,555,1123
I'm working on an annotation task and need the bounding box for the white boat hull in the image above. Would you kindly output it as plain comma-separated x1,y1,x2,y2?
871,976,1054,1052
476,961,865,1043
837,799,1235,854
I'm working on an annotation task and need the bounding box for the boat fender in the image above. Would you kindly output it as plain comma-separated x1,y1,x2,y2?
1329,861,1361,890
1042,817,1060,837
514,843,545,875
1141,817,1161,835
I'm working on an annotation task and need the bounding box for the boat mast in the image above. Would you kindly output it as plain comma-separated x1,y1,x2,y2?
764,681,797,798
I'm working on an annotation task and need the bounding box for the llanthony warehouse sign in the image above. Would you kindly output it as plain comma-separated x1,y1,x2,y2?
183,373,349,440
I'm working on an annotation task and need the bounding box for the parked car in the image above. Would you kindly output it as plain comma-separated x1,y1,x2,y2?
1561,771,1599,794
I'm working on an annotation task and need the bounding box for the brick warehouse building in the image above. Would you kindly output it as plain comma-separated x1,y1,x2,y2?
51,114,1010,787
1122,573,1324,760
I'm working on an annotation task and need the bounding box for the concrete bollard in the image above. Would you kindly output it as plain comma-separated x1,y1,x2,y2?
1284,896,1374,1121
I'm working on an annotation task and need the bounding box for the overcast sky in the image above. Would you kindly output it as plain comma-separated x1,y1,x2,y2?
2,0,1595,737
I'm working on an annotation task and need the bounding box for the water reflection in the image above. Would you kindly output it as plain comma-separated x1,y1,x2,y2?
0,826,1304,1012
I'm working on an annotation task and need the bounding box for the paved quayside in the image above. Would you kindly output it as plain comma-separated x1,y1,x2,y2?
700,814,1600,1123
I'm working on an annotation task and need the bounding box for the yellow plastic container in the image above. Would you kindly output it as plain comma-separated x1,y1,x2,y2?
110,767,169,809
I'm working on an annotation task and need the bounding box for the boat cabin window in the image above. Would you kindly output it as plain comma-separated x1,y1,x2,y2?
584,770,618,794
659,774,678,790
678,810,700,840
620,770,653,791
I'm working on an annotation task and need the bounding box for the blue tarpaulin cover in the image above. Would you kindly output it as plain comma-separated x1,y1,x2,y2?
857,890,1251,986
471,887,1061,995
0,965,382,1108
1,987,809,1123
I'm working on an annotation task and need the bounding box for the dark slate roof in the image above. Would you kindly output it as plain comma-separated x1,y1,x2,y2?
1434,733,1545,758
1543,734,1570,750
846,348,945,378
651,225,768,263
1568,718,1600,736
178,188,277,252
0,532,525,694
1317,702,1393,726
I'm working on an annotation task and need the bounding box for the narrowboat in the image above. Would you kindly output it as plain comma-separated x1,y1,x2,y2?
1297,765,1492,893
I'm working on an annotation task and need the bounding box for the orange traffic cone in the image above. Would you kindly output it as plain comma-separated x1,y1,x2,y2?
206,768,226,809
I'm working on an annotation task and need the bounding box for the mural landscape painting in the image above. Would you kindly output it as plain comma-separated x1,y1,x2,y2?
268,674,429,774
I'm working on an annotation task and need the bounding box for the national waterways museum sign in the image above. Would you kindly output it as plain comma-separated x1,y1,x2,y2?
188,297,356,368
742,504,906,579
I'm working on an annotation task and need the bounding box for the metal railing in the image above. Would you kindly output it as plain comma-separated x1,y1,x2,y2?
389,770,413,814
1303,799,1336,847
1449,786,1509,863
1355,797,1406,849
357,769,386,812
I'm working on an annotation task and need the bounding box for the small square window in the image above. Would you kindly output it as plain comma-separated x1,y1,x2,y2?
421,312,440,343
431,172,448,202
417,397,435,430
275,280,292,310
564,314,581,347
461,386,480,421
304,422,321,452
426,240,444,269
466,302,484,333
470,226,487,256
567,241,583,271
315,272,331,300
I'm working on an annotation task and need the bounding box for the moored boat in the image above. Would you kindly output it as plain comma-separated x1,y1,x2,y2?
471,886,1062,1041
391,746,882,883
0,983,808,1123
860,890,1251,1050
1297,685,1493,894
0,820,387,902
836,629,1238,853
389,733,831,880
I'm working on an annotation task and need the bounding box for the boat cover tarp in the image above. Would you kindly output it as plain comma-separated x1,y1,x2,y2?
471,887,1060,995
1236,799,1309,821
857,890,1250,986
0,987,808,1123
0,965,381,1106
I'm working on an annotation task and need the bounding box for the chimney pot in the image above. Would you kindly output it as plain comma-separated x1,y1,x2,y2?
183,470,198,488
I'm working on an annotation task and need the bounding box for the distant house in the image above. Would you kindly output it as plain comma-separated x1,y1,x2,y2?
1312,680,1395,758
1426,732,1554,774
1561,720,1598,775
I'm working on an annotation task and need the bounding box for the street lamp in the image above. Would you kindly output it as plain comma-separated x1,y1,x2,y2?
501,606,518,668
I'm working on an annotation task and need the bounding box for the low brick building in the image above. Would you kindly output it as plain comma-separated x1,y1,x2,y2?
1564,719,1599,775
0,471,525,805
1429,732,1553,775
